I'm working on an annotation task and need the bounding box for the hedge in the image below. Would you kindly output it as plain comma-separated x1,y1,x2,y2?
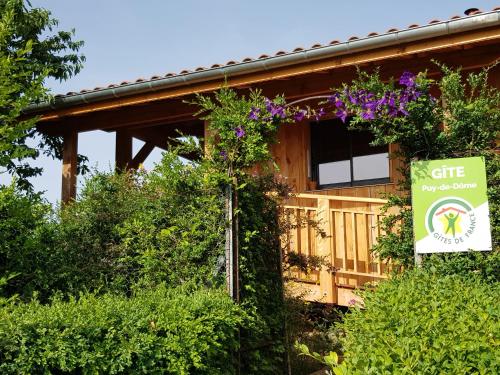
340,270,500,374
0,285,250,374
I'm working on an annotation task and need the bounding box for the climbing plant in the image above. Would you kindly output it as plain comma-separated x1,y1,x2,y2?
324,66,500,268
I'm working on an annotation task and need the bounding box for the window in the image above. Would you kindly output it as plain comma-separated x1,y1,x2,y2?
310,119,389,188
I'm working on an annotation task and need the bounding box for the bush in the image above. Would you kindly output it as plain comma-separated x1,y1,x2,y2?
0,152,226,300
339,270,499,374
422,251,500,283
0,285,249,374
0,184,59,299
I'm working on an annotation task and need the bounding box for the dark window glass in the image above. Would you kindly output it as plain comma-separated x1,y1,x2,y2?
310,119,389,187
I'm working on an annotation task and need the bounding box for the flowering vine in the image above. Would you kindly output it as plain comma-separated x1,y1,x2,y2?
245,70,426,128
195,70,431,179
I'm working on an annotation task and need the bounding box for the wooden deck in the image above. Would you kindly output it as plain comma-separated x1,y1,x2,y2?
283,193,393,306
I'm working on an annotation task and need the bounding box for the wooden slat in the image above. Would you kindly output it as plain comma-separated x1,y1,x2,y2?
340,212,347,271
336,270,388,279
351,213,358,273
317,198,334,303
295,193,387,204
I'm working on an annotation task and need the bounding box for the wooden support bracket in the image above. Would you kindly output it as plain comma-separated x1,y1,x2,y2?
129,142,155,169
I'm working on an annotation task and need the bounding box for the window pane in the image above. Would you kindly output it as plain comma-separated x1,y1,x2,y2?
352,152,389,181
318,160,351,185
310,120,350,164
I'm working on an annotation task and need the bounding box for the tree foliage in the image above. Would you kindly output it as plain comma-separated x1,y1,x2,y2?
0,0,85,191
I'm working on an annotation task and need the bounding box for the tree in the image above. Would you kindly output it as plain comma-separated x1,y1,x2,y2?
0,0,85,191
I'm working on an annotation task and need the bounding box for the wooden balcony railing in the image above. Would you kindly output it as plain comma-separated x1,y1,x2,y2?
282,193,392,306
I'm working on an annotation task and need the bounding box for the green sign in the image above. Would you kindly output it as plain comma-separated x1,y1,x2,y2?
411,156,491,254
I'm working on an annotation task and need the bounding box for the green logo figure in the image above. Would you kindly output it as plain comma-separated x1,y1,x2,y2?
444,213,460,237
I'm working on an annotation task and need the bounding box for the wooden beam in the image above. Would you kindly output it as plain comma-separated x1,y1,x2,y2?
115,130,132,171
61,130,78,203
129,142,155,169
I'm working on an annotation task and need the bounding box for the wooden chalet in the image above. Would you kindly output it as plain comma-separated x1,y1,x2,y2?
32,8,500,306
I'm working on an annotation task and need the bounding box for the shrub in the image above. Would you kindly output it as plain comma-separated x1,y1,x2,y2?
0,152,226,300
0,285,249,374
422,251,500,283
338,270,499,374
0,184,59,299
55,153,225,295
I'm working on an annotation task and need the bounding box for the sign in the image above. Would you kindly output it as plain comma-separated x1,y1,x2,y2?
411,156,491,254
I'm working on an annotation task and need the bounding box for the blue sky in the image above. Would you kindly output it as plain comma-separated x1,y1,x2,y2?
21,1,500,203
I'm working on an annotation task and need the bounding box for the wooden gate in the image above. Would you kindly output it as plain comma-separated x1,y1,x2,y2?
283,193,391,306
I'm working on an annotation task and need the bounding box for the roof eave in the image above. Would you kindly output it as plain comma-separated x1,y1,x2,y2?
28,10,500,113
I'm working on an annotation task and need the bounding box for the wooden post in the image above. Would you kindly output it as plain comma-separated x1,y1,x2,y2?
317,198,335,303
61,130,78,203
115,130,132,171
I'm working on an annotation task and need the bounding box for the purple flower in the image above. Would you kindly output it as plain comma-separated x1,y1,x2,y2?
315,107,325,121
363,100,378,111
330,93,345,109
294,109,306,122
399,71,416,88
264,98,273,112
327,93,338,104
361,108,375,120
378,92,390,106
348,91,359,105
398,103,409,116
220,150,227,160
336,108,348,123
234,126,246,138
248,107,260,120
388,93,396,108
387,108,397,117
271,105,286,119
265,98,286,119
